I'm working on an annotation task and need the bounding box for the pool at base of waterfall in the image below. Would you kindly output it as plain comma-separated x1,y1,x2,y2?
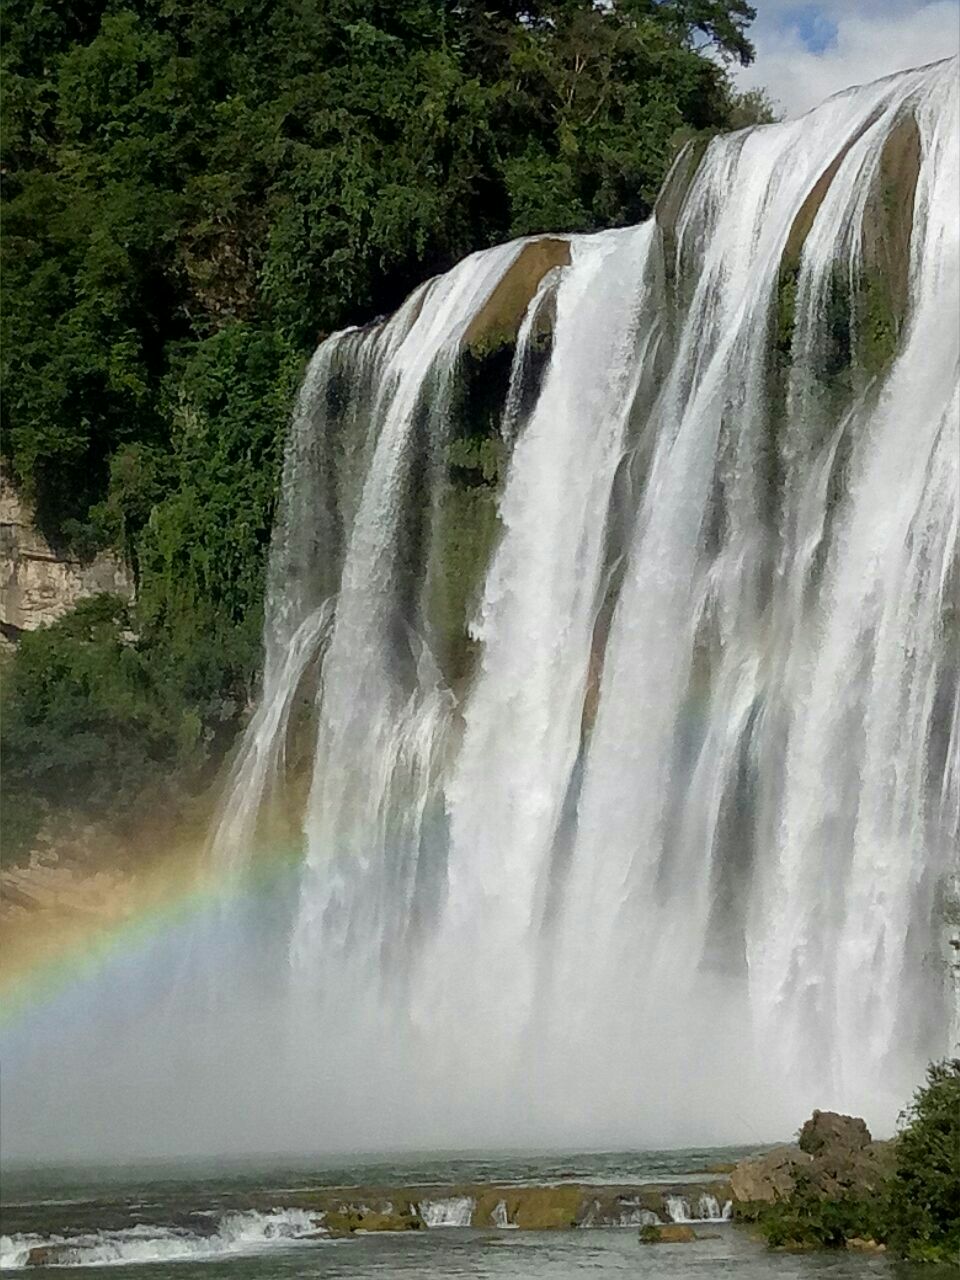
0,1151,943,1278
0,1224,937,1279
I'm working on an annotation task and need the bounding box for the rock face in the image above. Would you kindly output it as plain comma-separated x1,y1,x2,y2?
798,1110,871,1156
0,468,132,636
462,237,570,351
731,1113,896,1207
730,1146,813,1204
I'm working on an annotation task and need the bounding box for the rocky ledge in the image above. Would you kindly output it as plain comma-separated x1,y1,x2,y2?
730,1109,895,1207
14,1177,736,1265
262,1177,735,1234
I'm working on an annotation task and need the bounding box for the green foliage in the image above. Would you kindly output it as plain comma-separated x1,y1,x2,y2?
747,1062,960,1262
751,1178,888,1251
726,86,780,129
3,1,757,538
888,1059,960,1263
137,324,296,651
858,270,899,379
1,0,760,853
0,324,296,862
776,266,800,360
1,596,200,859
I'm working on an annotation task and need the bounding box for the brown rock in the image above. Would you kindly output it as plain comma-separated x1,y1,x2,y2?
731,1113,897,1210
25,1246,72,1267
473,1185,581,1230
463,239,570,352
730,1146,812,1203
798,1110,871,1156
639,1223,697,1243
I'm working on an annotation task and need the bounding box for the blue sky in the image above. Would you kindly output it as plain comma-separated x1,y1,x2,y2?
737,0,960,115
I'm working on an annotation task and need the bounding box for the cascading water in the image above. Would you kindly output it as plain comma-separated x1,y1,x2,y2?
4,60,957,1160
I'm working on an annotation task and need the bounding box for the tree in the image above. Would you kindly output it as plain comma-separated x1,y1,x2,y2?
1,0,761,856
888,1059,960,1263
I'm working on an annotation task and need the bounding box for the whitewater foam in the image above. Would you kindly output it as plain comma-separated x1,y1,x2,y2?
0,1209,323,1270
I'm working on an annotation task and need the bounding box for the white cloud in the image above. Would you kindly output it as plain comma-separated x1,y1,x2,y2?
738,1,960,117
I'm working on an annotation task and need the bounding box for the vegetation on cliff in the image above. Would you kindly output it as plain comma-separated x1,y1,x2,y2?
1,0,772,858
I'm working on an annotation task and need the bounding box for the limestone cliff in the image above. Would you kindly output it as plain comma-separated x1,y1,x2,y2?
0,469,132,640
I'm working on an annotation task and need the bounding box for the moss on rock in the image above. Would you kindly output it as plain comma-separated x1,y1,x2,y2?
322,1206,423,1236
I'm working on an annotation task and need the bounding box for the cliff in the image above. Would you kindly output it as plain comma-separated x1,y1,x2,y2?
0,469,132,642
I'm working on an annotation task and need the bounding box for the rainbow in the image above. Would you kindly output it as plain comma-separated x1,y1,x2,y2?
0,842,302,1028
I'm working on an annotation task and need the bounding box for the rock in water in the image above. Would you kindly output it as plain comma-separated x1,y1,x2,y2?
322,1208,423,1236
639,1224,697,1243
25,1246,71,1267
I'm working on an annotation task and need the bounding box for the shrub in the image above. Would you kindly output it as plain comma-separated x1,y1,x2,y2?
888,1059,960,1263
0,596,198,861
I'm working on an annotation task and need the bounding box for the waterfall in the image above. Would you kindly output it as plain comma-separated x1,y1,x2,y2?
664,1194,732,1223
416,224,661,1060
417,1197,476,1228
202,57,957,1147
7,60,955,1162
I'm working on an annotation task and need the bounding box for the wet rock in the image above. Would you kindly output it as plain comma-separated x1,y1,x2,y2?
462,239,570,352
25,1246,73,1267
322,1207,423,1236
284,1179,734,1233
639,1223,697,1243
474,1185,581,1230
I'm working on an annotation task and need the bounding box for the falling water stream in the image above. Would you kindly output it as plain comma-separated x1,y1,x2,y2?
3,59,958,1162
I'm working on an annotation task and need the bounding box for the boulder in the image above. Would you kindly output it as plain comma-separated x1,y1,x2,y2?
809,1138,896,1199
798,1110,871,1156
25,1246,73,1267
639,1223,697,1243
